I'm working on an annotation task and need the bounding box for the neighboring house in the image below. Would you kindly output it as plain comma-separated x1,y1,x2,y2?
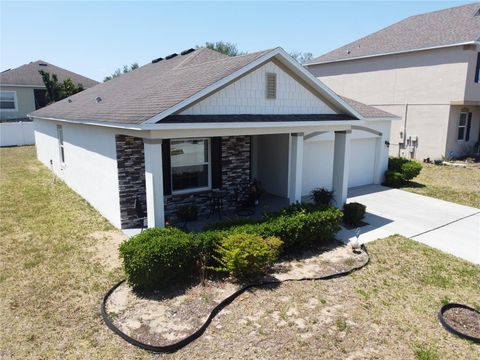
0,60,98,146
305,3,480,160
29,47,397,230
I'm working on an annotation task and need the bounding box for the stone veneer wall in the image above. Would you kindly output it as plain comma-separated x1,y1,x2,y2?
116,135,146,229
164,136,251,222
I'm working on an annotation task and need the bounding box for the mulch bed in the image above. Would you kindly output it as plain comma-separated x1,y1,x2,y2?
443,307,480,339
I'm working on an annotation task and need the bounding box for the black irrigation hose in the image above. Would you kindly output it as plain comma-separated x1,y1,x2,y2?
101,244,370,354
438,303,480,344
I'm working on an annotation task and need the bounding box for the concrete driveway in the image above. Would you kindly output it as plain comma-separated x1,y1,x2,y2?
337,185,480,264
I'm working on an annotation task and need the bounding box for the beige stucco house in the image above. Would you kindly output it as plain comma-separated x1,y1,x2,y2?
0,60,98,122
306,3,480,160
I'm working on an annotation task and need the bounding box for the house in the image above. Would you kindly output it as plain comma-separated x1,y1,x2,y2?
305,3,480,160
0,60,98,146
29,47,397,229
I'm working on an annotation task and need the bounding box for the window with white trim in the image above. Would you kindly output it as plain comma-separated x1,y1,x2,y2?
0,91,17,110
57,125,65,164
457,112,472,141
170,138,210,192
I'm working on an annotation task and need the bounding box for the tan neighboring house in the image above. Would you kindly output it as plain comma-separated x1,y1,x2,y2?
305,3,480,160
0,60,98,122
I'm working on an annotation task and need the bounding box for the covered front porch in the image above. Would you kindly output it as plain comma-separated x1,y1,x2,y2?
116,121,388,231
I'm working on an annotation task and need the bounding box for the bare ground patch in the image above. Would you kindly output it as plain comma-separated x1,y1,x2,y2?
89,230,128,270
105,243,368,346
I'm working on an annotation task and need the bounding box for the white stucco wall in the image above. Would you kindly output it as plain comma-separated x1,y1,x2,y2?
302,120,391,195
181,61,335,115
34,118,121,227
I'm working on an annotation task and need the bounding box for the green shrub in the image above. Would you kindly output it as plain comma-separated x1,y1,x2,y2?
119,227,197,291
204,217,257,231
386,157,422,187
214,233,283,278
176,204,198,222
384,170,405,187
311,188,334,205
388,157,410,172
343,202,366,226
219,207,343,254
401,161,422,181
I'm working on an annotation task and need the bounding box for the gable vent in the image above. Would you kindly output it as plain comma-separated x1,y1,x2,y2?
266,73,277,99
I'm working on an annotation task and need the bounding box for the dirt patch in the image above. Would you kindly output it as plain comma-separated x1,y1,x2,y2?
105,243,368,346
443,307,480,338
89,230,128,270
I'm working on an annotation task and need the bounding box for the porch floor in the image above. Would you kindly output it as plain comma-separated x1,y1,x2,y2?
122,193,289,236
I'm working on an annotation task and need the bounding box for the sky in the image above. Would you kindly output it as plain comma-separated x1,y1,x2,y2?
0,0,475,82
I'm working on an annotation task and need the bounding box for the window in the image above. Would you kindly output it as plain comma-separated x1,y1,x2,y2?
0,91,17,111
57,125,65,164
457,112,472,141
475,52,480,83
170,138,210,192
266,73,277,99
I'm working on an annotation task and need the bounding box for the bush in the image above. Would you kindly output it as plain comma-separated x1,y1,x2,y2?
213,207,343,254
119,227,197,291
311,188,334,205
204,217,257,231
214,233,283,279
176,204,198,222
386,157,422,186
343,202,366,226
384,171,405,187
401,161,422,181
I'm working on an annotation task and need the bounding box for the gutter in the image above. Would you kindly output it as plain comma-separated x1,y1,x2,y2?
305,41,480,67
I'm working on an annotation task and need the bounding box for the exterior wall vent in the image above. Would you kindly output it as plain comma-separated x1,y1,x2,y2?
266,73,277,99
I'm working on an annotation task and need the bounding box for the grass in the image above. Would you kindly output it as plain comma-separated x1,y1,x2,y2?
1,146,479,359
400,162,480,208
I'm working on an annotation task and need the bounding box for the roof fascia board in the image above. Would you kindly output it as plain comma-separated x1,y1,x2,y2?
28,115,144,130
0,84,46,88
305,41,480,66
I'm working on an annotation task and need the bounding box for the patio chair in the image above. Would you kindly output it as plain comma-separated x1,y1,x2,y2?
134,196,147,232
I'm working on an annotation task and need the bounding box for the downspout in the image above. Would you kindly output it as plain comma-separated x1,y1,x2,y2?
400,103,409,157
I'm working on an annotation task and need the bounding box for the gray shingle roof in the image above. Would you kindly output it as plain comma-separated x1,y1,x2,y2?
339,96,397,119
306,3,480,65
0,60,98,88
30,47,396,125
31,48,273,124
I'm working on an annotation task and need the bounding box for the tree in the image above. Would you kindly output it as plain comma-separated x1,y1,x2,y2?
198,41,247,56
103,63,139,82
39,70,84,104
289,51,313,64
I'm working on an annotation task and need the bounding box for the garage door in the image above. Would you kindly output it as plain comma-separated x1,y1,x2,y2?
302,137,376,195
349,138,376,187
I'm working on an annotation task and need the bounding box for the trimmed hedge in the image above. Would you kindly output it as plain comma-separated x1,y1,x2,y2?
343,202,366,226
214,233,283,279
385,157,422,187
119,227,197,291
120,204,343,290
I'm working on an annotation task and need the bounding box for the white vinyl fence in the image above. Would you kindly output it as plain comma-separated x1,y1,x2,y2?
0,121,35,147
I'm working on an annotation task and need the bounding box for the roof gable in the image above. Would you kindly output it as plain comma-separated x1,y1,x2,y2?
307,3,480,65
180,60,336,116
0,60,98,88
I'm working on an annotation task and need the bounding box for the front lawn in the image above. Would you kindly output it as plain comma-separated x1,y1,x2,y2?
400,162,480,208
1,146,479,359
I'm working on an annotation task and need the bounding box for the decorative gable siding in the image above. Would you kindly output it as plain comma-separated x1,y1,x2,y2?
181,61,336,115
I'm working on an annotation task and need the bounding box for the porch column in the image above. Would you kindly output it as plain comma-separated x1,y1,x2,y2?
332,130,351,208
144,139,165,228
288,132,304,204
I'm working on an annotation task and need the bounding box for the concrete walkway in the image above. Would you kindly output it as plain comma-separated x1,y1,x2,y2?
337,185,480,264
